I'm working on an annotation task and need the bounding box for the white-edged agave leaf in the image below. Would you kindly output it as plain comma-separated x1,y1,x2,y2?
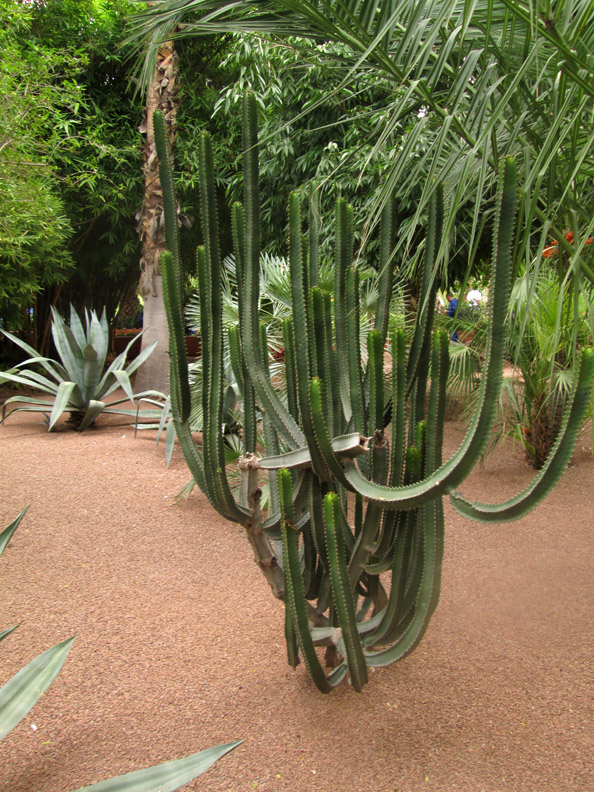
0,370,57,396
0,627,18,644
0,506,28,556
51,308,85,389
156,394,171,441
0,636,75,741
78,400,106,432
164,415,176,466
89,310,109,372
69,304,88,352
2,399,58,423
104,408,163,417
0,329,66,382
95,351,128,396
73,739,243,792
82,344,101,403
133,395,168,437
109,370,135,404
10,363,70,395
48,381,78,430
123,339,159,378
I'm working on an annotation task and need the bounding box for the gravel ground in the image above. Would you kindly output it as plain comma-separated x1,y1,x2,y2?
0,405,593,792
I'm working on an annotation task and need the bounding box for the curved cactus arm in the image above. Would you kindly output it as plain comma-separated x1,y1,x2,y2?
307,472,329,571
161,250,191,422
231,205,257,454
374,197,397,347
284,609,300,669
450,347,594,522
299,509,316,600
309,378,351,487
364,497,444,665
406,185,443,398
198,133,247,512
308,183,320,289
368,330,384,433
259,323,280,515
310,288,331,420
279,470,332,693
365,507,416,646
425,330,449,475
283,319,299,421
162,247,240,520
348,432,390,587
196,245,246,521
262,471,311,536
345,265,366,434
343,157,517,509
324,493,368,691
288,193,331,481
259,433,369,471
239,97,303,449
228,326,245,397
334,198,352,423
371,325,407,558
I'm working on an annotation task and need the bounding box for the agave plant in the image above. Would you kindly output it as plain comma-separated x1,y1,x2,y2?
0,306,164,431
0,508,242,791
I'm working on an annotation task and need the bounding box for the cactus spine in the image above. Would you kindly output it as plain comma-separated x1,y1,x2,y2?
153,96,594,693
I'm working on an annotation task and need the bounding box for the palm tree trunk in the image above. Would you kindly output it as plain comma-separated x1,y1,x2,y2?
134,40,180,394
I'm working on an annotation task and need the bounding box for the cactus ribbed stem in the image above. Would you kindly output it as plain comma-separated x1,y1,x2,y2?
155,99,591,693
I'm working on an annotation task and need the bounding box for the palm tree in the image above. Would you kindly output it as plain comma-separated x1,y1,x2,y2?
132,34,181,394
127,0,594,302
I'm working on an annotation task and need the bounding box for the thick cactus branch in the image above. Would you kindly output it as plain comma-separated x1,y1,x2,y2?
156,97,590,694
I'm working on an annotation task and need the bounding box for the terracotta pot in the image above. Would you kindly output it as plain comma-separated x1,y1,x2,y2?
185,334,201,357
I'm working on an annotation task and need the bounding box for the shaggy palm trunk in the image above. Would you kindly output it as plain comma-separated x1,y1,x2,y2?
134,40,180,394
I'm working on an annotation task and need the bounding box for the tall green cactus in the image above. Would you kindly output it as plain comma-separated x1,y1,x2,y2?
153,97,594,693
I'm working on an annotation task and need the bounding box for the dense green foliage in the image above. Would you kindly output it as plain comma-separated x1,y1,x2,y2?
211,34,395,260
130,0,594,294
0,4,79,329
0,0,144,343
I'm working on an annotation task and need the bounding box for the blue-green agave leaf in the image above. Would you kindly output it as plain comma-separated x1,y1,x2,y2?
69,305,87,352
73,740,243,792
0,637,75,741
0,627,18,644
77,401,106,432
48,382,78,430
0,506,28,555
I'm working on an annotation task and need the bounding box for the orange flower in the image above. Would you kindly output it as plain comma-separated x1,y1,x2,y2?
542,232,593,258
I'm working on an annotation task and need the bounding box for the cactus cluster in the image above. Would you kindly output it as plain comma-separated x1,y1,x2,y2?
154,96,594,692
